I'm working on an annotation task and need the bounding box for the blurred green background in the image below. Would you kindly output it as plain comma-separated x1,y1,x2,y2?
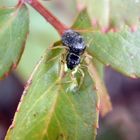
0,1,140,140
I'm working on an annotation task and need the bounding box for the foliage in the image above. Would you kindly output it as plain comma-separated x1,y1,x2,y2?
0,4,29,78
0,0,140,140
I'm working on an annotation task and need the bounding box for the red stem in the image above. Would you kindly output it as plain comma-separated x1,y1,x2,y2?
26,0,68,35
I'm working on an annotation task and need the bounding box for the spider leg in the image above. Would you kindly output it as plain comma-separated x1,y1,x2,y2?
77,67,85,89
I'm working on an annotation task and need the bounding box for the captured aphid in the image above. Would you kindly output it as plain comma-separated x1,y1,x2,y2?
62,29,86,55
62,29,86,70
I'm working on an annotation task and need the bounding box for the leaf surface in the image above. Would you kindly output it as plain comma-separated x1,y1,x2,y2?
0,4,29,78
5,48,99,140
73,11,140,77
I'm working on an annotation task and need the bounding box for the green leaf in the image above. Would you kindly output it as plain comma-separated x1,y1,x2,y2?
73,10,140,78
76,0,140,29
0,4,29,78
85,57,112,116
5,48,99,140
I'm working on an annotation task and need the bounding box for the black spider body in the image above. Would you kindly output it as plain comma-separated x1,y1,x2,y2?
62,29,86,70
66,53,80,70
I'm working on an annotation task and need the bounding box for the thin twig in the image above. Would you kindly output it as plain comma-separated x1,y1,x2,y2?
25,0,68,35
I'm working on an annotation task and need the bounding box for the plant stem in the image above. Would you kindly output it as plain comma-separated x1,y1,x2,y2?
25,0,68,35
